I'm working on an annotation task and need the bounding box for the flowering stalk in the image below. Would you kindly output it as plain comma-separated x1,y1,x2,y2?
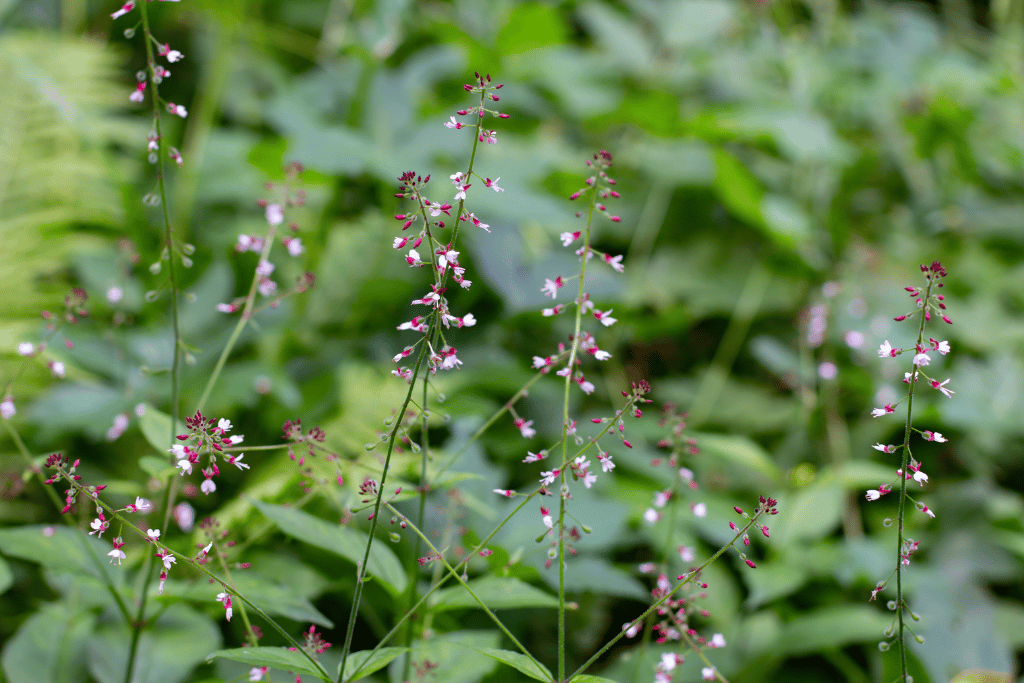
867,261,953,677
569,496,778,683
341,72,506,680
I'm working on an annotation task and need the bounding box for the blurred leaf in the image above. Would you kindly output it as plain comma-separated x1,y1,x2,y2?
138,404,188,454
339,647,406,681
432,576,558,611
0,525,119,584
773,605,892,656
0,554,11,594
88,603,221,683
496,3,568,55
1,603,95,683
690,432,782,482
250,499,407,594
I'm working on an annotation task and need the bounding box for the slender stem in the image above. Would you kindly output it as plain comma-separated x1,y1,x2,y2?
895,275,933,679
337,341,429,683
568,512,766,682
126,4,181,680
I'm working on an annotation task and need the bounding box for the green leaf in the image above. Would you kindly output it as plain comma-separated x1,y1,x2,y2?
157,573,332,626
432,576,558,611
1,603,95,683
690,432,782,481
338,647,407,681
89,603,221,683
466,646,552,682
0,525,117,583
208,647,329,682
138,404,188,454
138,455,177,480
0,554,12,595
496,3,568,55
774,606,893,656
250,499,407,593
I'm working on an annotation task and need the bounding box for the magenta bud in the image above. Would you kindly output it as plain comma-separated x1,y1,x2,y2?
942,315,952,324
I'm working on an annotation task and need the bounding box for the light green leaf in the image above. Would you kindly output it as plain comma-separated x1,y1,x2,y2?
0,525,117,583
467,646,552,682
432,576,558,611
208,647,329,682
138,404,188,454
338,647,407,681
250,499,407,593
1,604,95,683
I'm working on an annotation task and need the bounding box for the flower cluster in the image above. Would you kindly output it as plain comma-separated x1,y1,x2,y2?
865,261,953,518
391,75,507,382
112,0,187,167
220,164,314,312
169,411,247,495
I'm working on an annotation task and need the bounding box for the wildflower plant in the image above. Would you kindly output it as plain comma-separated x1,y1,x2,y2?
0,2,795,678
867,261,954,678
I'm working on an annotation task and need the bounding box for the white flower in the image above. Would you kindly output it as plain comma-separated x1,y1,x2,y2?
18,342,35,356
878,340,895,358
265,203,284,225
912,352,931,366
1,399,16,419
692,502,707,518
146,529,161,541
866,489,881,501
710,633,726,648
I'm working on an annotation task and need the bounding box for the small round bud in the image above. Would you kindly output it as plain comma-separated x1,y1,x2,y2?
149,262,161,275
124,28,135,38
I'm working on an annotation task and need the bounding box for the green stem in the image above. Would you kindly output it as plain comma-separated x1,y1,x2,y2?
895,275,934,679
126,3,181,680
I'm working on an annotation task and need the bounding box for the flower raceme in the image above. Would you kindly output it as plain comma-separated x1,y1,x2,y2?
866,261,953,666
390,74,506,382
866,262,953,511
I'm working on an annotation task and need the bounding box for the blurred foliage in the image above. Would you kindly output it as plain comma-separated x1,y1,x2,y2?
2,0,1024,682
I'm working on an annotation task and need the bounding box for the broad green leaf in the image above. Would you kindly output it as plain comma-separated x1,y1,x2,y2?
690,432,782,481
88,603,220,683
138,455,177,480
770,483,844,544
432,576,558,611
496,3,568,55
774,606,892,656
0,525,117,583
467,646,552,682
138,404,188,454
1,604,95,683
157,573,332,626
0,554,12,594
250,499,407,593
338,647,407,681
208,647,329,682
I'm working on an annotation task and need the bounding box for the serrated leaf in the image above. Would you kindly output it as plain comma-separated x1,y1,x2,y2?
467,646,552,682
250,499,407,593
432,576,558,611
208,647,329,682
338,647,407,681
